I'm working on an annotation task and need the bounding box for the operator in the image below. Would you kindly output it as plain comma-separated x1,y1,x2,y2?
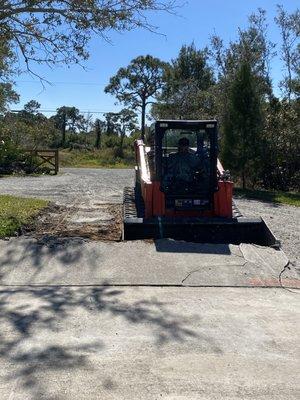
167,137,202,181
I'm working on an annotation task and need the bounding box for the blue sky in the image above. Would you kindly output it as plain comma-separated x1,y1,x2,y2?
13,0,299,118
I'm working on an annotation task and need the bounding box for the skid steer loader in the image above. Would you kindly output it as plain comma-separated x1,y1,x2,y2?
123,119,279,247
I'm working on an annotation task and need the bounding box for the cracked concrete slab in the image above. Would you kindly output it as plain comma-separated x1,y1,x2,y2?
0,237,298,288
240,243,289,269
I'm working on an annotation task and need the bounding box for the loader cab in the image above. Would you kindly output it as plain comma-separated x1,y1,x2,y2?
149,120,218,211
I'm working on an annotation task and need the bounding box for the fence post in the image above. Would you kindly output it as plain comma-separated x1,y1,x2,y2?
54,149,59,174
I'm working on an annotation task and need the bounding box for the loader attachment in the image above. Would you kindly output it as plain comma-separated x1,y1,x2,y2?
123,188,279,247
123,215,279,247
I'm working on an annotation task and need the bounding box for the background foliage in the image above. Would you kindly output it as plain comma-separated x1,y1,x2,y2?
0,5,299,190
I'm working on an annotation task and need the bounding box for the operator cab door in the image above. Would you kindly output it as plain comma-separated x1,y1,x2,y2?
154,121,218,212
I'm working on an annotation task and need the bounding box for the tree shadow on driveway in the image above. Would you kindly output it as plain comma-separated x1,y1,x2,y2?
0,285,220,399
0,236,89,282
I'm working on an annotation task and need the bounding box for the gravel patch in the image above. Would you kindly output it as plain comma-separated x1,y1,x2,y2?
0,168,134,206
235,197,300,267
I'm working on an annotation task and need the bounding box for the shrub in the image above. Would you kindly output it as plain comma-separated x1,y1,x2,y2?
0,139,23,173
0,139,40,174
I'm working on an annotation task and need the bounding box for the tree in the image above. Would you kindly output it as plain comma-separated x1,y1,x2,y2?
275,6,300,101
19,100,45,125
0,1,176,77
154,43,215,119
114,109,138,156
1,108,58,149
0,82,19,114
222,63,263,189
94,119,105,149
104,112,118,136
103,109,137,155
168,43,214,86
81,113,93,135
209,8,277,160
23,100,41,114
208,7,299,190
0,38,18,113
105,55,167,139
52,106,85,146
210,9,276,98
261,98,300,190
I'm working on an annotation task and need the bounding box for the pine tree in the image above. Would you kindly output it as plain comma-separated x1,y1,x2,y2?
221,63,263,188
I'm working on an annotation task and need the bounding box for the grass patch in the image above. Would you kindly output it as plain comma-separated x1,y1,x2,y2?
60,149,135,169
234,187,300,207
0,195,48,238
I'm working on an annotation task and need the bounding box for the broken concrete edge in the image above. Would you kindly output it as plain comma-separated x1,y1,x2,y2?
1,237,298,289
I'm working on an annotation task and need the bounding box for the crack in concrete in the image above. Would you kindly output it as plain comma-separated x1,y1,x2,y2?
181,269,202,286
181,262,248,286
278,257,298,293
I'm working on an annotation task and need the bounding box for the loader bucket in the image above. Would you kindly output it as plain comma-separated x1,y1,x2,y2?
123,216,279,248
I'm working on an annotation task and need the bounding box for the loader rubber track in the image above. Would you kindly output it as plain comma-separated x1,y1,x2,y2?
232,200,243,218
123,186,144,219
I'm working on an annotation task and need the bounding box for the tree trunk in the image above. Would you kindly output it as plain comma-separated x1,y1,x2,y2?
62,112,66,147
141,101,146,141
95,120,101,149
119,131,125,157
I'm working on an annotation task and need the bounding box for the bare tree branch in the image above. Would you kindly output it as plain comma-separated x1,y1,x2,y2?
0,1,179,80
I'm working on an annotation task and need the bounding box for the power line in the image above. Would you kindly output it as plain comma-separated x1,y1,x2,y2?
10,109,118,114
15,80,107,86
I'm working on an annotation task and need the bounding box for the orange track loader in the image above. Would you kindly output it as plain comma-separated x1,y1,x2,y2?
123,119,279,246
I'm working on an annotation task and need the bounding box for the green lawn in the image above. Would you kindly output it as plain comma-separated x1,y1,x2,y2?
234,188,300,207
0,195,48,238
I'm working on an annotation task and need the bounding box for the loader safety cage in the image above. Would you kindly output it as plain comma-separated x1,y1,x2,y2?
152,120,218,212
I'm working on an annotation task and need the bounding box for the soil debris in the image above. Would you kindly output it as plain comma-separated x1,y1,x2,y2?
25,202,122,241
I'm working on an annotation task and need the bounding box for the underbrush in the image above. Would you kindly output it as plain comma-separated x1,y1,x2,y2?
0,139,43,175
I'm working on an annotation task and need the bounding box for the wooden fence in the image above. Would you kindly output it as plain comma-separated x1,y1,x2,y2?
27,149,59,175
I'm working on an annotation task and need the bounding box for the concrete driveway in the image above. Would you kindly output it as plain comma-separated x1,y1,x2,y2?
0,168,299,399
0,286,298,400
